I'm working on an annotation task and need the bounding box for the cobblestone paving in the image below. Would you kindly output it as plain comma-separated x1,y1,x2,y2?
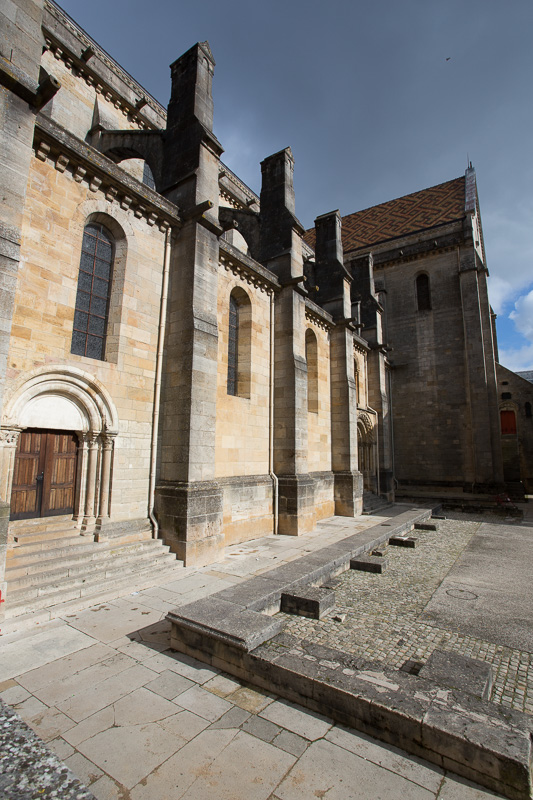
278,516,533,715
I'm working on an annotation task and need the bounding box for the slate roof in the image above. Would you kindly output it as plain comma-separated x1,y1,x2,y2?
516,371,533,383
305,177,466,254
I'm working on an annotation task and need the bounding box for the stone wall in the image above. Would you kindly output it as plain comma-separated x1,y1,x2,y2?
378,246,476,490
5,153,166,522
497,364,533,493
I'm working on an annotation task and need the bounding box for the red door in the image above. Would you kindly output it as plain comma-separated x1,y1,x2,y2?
10,429,78,520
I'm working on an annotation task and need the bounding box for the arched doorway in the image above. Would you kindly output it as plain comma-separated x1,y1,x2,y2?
1,367,118,530
357,414,377,493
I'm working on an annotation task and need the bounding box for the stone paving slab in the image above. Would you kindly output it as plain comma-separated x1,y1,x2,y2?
0,509,516,800
421,522,533,652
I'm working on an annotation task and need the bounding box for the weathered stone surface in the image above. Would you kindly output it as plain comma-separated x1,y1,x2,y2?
418,649,493,700
281,587,335,619
389,536,417,548
350,554,388,573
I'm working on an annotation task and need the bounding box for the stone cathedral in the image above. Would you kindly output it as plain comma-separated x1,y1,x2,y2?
0,0,531,624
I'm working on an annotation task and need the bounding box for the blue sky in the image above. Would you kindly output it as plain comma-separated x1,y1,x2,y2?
57,0,533,371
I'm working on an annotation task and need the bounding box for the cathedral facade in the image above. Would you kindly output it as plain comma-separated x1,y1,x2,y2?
0,0,530,618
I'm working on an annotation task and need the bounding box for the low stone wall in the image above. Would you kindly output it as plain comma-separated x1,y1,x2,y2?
168,507,533,800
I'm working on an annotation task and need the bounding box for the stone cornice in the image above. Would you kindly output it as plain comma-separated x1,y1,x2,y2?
33,115,181,231
304,299,334,332
353,335,370,354
219,240,280,295
219,164,259,209
43,1,165,131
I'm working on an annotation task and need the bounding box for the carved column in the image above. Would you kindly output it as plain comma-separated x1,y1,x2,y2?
0,428,21,506
96,434,114,529
73,433,88,523
81,433,99,531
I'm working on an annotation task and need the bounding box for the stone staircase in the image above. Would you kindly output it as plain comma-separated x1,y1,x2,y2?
362,491,392,515
2,517,183,631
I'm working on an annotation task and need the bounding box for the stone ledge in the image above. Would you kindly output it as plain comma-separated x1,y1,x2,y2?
419,649,493,701
168,507,433,659
167,506,533,799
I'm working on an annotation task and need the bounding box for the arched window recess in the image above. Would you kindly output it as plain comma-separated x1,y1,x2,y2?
227,288,252,398
416,273,431,311
305,328,318,413
71,223,114,361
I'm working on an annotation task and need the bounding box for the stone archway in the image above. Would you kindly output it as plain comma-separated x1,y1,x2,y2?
1,367,118,530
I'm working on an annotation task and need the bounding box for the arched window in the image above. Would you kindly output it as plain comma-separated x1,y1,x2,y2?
305,328,318,413
500,409,517,435
71,223,114,361
416,273,431,311
227,288,251,397
143,161,156,190
525,402,532,419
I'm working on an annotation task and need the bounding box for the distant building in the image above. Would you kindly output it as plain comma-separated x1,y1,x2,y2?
0,0,531,622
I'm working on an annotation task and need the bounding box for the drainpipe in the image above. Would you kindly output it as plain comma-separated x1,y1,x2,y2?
268,291,278,534
388,369,397,491
149,226,172,537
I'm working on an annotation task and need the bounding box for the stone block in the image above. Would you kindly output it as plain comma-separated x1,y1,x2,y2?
280,587,335,619
414,522,438,531
215,576,283,613
350,555,388,574
418,649,493,700
389,536,417,548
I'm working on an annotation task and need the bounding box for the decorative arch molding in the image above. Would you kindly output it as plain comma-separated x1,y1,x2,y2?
499,400,518,414
73,199,135,240
2,366,119,434
1,367,119,530
357,411,375,440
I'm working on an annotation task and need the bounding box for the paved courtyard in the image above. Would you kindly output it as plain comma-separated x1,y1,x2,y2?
279,514,533,714
1,507,530,800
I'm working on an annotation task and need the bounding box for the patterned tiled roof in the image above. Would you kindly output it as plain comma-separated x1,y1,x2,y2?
305,177,466,254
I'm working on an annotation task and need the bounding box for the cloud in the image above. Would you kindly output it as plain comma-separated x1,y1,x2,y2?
509,289,533,340
487,276,515,315
484,204,533,307
497,288,533,371
498,342,533,372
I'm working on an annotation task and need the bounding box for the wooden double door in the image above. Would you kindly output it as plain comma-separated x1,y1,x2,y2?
10,429,78,520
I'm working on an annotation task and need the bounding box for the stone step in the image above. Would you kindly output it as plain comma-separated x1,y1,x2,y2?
6,537,165,577
6,525,151,561
6,537,96,563
362,492,392,515
2,560,184,632
6,540,172,585
11,526,81,545
9,516,80,540
5,548,180,615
